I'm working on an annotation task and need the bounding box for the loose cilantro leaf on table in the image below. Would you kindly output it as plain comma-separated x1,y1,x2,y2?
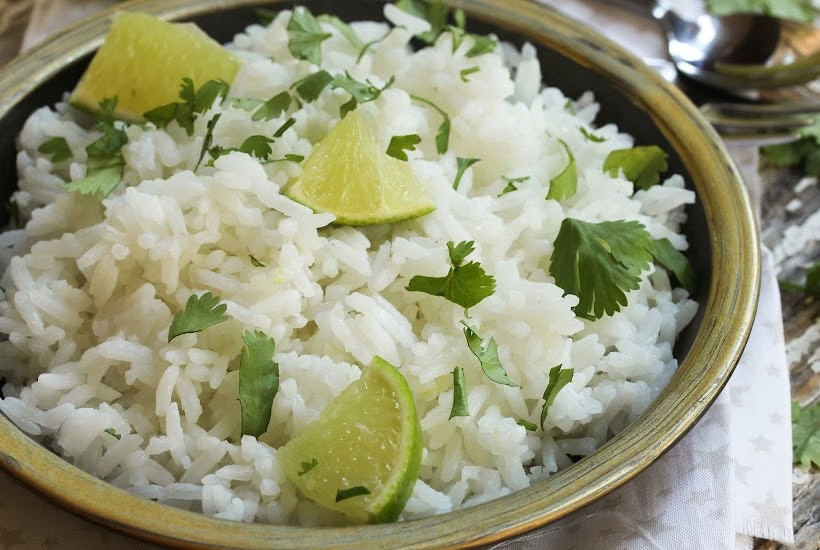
541,365,573,429
239,330,279,437
336,486,371,502
168,291,229,342
650,237,695,292
317,14,365,50
287,6,332,65
298,457,318,476
144,78,229,136
462,321,518,387
406,240,496,310
550,218,654,320
547,139,577,201
761,120,820,176
603,145,668,190
460,66,480,82
453,157,480,190
792,400,819,468
386,134,421,161
779,262,820,298
252,91,292,121
38,137,73,163
707,0,816,23
62,97,128,198
409,94,451,155
449,366,469,418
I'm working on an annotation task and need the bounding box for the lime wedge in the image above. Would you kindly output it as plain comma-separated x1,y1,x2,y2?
284,110,435,226
277,356,422,524
70,12,240,121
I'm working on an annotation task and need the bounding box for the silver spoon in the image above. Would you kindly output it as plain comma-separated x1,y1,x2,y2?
609,0,820,92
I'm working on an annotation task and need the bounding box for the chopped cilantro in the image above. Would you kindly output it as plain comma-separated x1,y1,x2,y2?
707,0,816,22
459,66,480,82
251,91,292,121
409,94,451,155
38,137,73,163
449,366,469,419
603,145,669,190
453,157,480,190
547,139,577,201
273,118,296,138
195,113,221,170
550,218,654,320
167,291,229,342
465,35,497,57
103,428,121,440
541,365,573,429
249,255,266,267
395,0,449,44
331,72,394,118
650,238,695,292
356,31,391,62
193,80,231,113
462,321,518,387
580,127,605,143
287,6,332,65
292,70,334,102
317,14,365,50
144,78,229,136
230,97,265,112
297,457,319,476
792,400,819,468
563,99,577,115
406,240,496,310
517,419,538,432
761,120,820,176
239,135,274,161
281,154,305,163
499,175,529,196
386,134,421,161
335,486,371,502
239,330,279,437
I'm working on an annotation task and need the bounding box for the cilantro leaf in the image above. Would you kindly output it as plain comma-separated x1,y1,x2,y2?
517,419,538,432
580,127,605,143
61,164,123,197
239,135,274,161
230,98,265,112
550,218,655,320
449,366,469,418
336,486,371,502
541,365,573,429
761,120,820,176
453,157,480,190
462,322,518,387
409,94,451,155
38,137,73,163
287,6,332,65
292,70,334,102
282,154,305,163
406,240,496,310
650,238,695,292
144,78,228,136
196,113,221,170
193,80,230,113
603,145,669,190
386,134,421,161
707,0,816,23
499,175,529,196
239,330,279,438
273,118,297,139
317,14,365,50
792,400,820,468
143,102,179,128
298,457,318,476
779,262,820,298
331,73,394,118
249,255,266,267
167,291,229,342
460,66,480,82
465,35,497,57
252,91,292,121
547,139,577,201
396,0,449,44
103,427,121,440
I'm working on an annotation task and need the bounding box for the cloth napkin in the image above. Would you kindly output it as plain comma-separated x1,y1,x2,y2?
0,1,794,548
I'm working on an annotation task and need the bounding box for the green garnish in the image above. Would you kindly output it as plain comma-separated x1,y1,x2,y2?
650,238,695,292
395,0,448,44
580,127,605,143
461,321,518,387
563,99,577,115
547,139,577,201
238,135,274,161
62,97,127,198
499,175,529,196
707,0,816,23
273,118,296,138
779,262,820,298
406,240,496,310
331,72,395,118
38,137,73,163
459,66,480,82
792,400,819,468
256,8,278,25
550,218,654,320
249,255,266,267
517,419,538,432
297,457,319,476
317,14,365,50
386,134,421,161
409,94,451,155
281,154,305,163
603,145,669,190
143,78,229,136
335,486,371,502
541,365,573,429
251,91,292,121
287,6,332,66
167,291,229,342
465,35,497,57
230,97,265,112
239,330,279,437
103,428,122,440
292,70,334,102
195,113,221,170
761,120,819,176
449,366,469,419
453,157,480,190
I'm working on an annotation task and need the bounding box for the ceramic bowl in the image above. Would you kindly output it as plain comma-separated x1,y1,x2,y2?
0,0,759,547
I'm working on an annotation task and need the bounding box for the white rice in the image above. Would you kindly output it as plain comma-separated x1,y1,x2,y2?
0,6,697,525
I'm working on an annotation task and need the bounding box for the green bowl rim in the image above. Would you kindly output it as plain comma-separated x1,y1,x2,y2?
0,0,760,548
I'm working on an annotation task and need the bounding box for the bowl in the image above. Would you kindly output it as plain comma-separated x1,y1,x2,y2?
0,0,760,547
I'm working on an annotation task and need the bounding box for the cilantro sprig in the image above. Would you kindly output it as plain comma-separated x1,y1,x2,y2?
406,240,496,310
779,262,820,298
239,330,279,437
386,134,421,161
541,365,573,429
603,145,669,190
453,157,480,190
287,6,332,65
144,78,229,136
547,139,577,201
462,321,518,387
168,291,229,342
38,137,73,163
